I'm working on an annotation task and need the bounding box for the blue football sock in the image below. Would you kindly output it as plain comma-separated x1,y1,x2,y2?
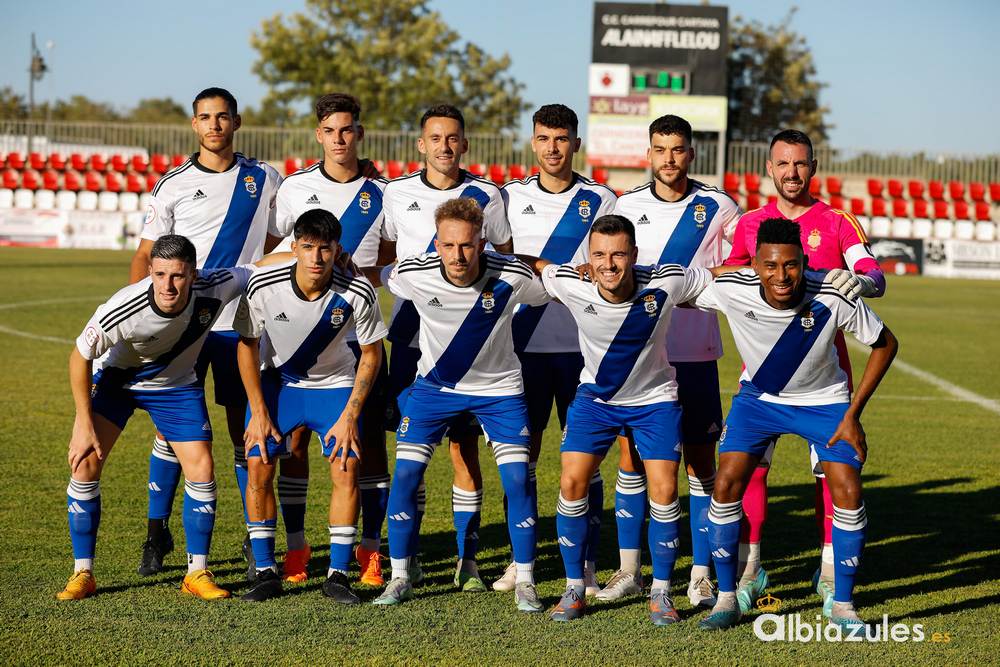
409,480,426,558
247,518,277,570
688,473,715,568
832,503,868,604
147,436,180,520
329,525,358,574
182,479,217,559
527,461,538,520
386,449,432,561
648,499,681,584
359,473,390,544
452,485,483,561
494,444,535,564
67,479,101,567
233,441,249,523
708,498,743,593
585,470,604,565
556,493,589,581
615,469,647,551
277,475,308,550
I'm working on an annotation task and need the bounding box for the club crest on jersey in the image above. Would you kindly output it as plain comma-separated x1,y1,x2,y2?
643,293,658,316
331,308,345,326
694,203,707,227
481,291,495,313
359,191,371,212
801,310,815,331
243,175,257,196
399,417,410,435
198,307,212,325
578,200,591,219
807,228,822,250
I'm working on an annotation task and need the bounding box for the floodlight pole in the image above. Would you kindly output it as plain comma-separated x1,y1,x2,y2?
27,33,47,155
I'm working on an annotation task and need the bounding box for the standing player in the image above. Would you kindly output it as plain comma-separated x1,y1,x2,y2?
58,235,257,600
520,215,725,624
367,198,548,612
129,87,283,576
695,218,897,631
379,104,514,589
494,103,616,594
600,115,741,606
235,210,387,603
271,93,391,587
724,129,887,614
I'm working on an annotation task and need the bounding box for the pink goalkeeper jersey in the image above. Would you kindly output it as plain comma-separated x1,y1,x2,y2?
725,200,882,283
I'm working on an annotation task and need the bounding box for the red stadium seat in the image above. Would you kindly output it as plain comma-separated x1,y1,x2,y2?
932,200,949,219
70,153,87,172
870,197,887,217
105,172,123,193
146,172,160,192
913,199,929,219
990,183,1000,202
29,152,46,170
489,164,506,185
305,158,319,167
723,172,740,193
953,201,969,220
928,180,944,200
808,178,822,197
969,182,985,202
866,179,883,197
891,199,908,218
131,155,149,173
84,171,103,192
766,195,777,205
49,153,66,170
406,161,421,174
372,160,385,175
468,163,487,177
825,176,842,196
887,179,904,199
948,180,964,201
744,172,761,193
508,164,527,181
0,155,5,170
907,180,925,200
151,154,170,174
386,160,404,179
829,194,845,210
284,158,300,175
172,154,186,168
42,169,60,191
110,154,128,173
850,198,866,216
592,168,610,185
6,152,24,170
746,193,761,210
2,168,20,189
126,173,144,193
21,170,40,191
89,154,107,172
974,202,991,221
530,166,541,176
63,171,82,192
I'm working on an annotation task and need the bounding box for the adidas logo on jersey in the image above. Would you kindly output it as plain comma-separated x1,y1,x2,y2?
274,312,290,322
636,214,650,225
427,297,443,308
744,311,758,321
192,189,207,201
407,201,421,211
584,304,598,315
306,194,320,204
521,204,536,215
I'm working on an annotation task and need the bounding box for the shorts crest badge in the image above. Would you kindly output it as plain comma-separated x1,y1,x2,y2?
399,417,410,435
578,200,591,219
244,175,257,196
481,291,495,313
694,203,707,227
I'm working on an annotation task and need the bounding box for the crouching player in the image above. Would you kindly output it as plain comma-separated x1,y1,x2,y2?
695,218,898,631
235,209,387,603
60,234,259,600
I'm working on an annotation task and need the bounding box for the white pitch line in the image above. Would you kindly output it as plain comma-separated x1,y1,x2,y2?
846,339,1000,416
0,323,74,344
0,296,101,345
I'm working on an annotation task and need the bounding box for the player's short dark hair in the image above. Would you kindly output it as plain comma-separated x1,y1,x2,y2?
648,114,692,143
151,234,197,267
434,197,483,230
420,104,465,131
756,218,803,251
770,129,814,161
532,104,578,135
315,93,361,122
192,87,238,116
293,208,343,244
589,214,636,247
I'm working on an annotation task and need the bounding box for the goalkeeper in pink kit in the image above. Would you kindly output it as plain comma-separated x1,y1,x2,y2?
723,129,886,616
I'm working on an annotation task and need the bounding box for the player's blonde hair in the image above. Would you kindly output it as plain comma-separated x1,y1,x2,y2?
434,197,483,231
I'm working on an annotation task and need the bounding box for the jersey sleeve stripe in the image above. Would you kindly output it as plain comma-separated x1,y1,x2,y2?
101,301,151,331
150,161,193,196
247,275,291,300
330,275,378,305
247,265,292,287
98,292,149,328
397,263,440,275
833,209,870,243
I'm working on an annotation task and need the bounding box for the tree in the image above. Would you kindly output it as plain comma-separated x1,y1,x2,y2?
726,8,830,143
0,87,28,119
129,97,188,124
250,0,528,133
47,95,121,122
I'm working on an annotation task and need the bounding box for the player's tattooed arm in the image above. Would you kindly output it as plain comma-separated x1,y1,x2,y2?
237,335,281,464
325,341,382,470
67,348,102,473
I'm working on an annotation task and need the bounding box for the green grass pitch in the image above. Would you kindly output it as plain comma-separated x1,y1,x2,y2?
0,247,997,665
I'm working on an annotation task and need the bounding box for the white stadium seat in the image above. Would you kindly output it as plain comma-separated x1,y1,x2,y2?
13,188,34,209
138,193,152,211
97,191,119,212
974,221,997,242
890,217,912,239
34,189,56,210
56,191,78,211
869,216,891,238
856,215,871,235
954,220,975,240
118,191,139,213
910,218,933,239
933,220,954,239
76,190,98,211
0,188,13,208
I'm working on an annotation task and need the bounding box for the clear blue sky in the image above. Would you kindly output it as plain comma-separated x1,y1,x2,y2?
1,0,996,154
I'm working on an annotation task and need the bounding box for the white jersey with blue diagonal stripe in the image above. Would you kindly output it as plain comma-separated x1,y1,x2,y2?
614,180,741,362
382,252,549,396
140,153,282,331
76,266,253,390
233,261,387,389
693,269,885,405
503,173,617,353
540,263,713,406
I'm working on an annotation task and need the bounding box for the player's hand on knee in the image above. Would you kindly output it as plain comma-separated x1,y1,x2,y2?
325,416,361,471
68,420,101,472
245,413,281,465
824,269,863,300
828,416,867,464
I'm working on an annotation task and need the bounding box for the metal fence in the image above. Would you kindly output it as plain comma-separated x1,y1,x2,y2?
2,120,998,184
